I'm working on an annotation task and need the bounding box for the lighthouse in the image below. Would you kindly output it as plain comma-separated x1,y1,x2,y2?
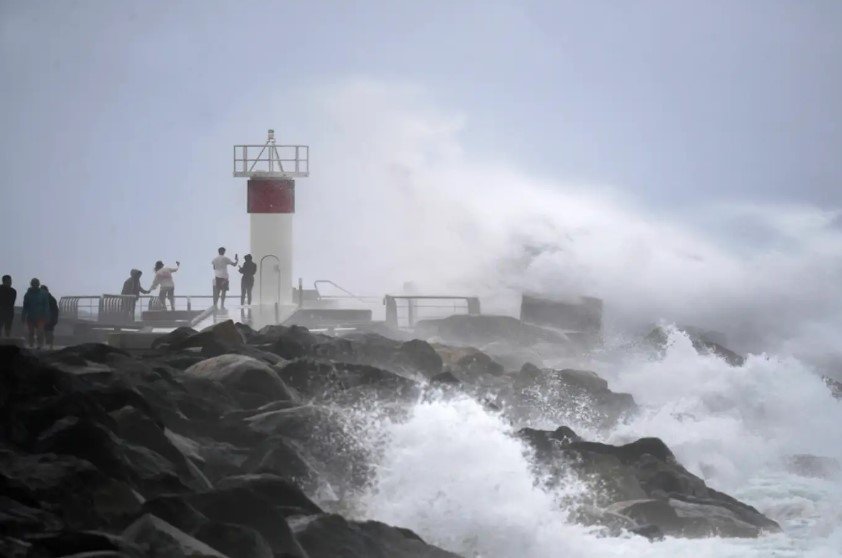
234,130,309,307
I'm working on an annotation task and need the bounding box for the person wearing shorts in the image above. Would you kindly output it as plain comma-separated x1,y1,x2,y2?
22,278,49,348
0,275,16,337
212,247,238,309
150,260,180,311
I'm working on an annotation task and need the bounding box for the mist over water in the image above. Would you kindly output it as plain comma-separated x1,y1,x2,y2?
355,330,842,557
298,81,842,371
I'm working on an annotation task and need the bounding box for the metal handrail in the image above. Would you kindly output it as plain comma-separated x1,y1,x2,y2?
313,280,375,304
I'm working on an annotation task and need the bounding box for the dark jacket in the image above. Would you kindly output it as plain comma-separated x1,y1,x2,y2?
0,285,16,317
121,270,148,296
22,287,50,322
46,293,59,329
239,261,257,284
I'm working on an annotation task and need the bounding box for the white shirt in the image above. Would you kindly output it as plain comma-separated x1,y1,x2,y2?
151,267,177,289
212,255,235,279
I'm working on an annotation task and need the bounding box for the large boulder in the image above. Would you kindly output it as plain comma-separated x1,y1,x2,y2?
0,450,143,530
160,321,246,356
519,426,780,538
276,358,420,403
506,365,637,429
184,354,296,408
194,522,272,558
122,514,228,558
291,514,461,558
646,327,745,367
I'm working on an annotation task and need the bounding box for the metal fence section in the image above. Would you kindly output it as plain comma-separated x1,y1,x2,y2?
58,295,215,323
384,295,481,329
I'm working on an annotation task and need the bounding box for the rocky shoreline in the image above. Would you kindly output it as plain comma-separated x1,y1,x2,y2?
0,319,781,557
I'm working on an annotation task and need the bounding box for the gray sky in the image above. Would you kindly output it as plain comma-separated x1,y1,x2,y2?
1,0,842,354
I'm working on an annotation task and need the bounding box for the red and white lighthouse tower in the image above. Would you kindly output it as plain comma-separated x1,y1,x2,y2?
234,130,309,307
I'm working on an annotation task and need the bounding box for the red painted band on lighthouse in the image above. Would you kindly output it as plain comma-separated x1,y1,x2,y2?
247,179,295,213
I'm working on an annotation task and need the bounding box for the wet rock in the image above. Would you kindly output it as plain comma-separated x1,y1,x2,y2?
608,497,771,538
276,358,419,403
23,530,136,557
646,327,745,367
520,427,780,537
0,451,143,530
194,522,272,558
163,320,245,355
291,514,461,558
182,488,308,557
184,354,295,408
140,495,208,534
214,474,322,515
242,436,321,490
150,327,198,351
122,514,228,558
34,416,186,496
506,365,637,429
0,495,63,535
430,371,461,385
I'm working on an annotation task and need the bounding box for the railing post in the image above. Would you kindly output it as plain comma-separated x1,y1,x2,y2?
298,277,303,308
187,298,192,312
274,302,279,324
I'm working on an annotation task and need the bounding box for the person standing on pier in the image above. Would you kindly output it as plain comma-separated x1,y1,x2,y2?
0,275,16,337
212,247,238,309
150,261,180,311
21,278,49,348
239,254,257,306
41,285,59,350
121,269,150,317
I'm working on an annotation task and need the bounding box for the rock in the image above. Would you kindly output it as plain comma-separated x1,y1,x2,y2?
244,405,374,489
506,365,637,429
150,327,198,351
646,327,745,367
164,321,245,355
214,474,322,515
630,524,665,541
141,495,208,534
291,514,461,558
785,454,841,479
22,530,136,557
34,416,186,496
184,354,295,408
242,436,321,490
517,426,581,456
608,497,771,538
0,450,143,530
271,325,323,359
122,514,228,558
183,488,308,557
394,339,443,377
0,495,63,535
276,358,419,403
519,428,780,537
430,371,461,385
194,522,273,558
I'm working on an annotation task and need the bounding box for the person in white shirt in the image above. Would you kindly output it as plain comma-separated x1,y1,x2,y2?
149,260,180,311
211,247,238,309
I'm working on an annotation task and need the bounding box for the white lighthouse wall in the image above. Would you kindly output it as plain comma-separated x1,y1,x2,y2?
249,213,293,305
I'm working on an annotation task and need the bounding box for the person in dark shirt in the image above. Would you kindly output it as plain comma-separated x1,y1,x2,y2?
121,269,150,296
0,275,16,337
238,254,257,306
41,285,59,350
121,269,150,317
22,278,49,348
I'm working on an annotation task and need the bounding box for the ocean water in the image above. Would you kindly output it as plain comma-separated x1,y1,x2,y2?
356,329,842,557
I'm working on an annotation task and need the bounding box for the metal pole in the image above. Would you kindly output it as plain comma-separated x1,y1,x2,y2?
298,277,303,308
274,302,279,324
